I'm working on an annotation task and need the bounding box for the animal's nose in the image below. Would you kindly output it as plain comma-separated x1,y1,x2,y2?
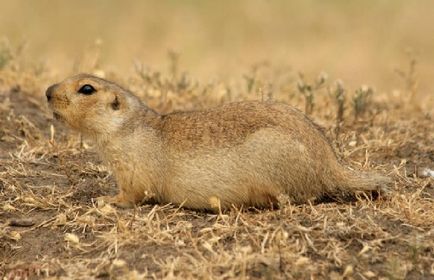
45,84,57,101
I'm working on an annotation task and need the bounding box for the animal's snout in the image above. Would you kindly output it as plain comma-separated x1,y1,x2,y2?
45,84,57,102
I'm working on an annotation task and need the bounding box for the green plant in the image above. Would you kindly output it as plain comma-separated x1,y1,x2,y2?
297,72,327,115
352,86,373,121
0,39,19,69
0,45,12,69
329,80,346,137
395,50,418,101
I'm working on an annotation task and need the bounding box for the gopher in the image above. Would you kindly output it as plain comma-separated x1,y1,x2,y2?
46,74,390,210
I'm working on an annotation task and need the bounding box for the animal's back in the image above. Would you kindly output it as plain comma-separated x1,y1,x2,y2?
157,101,332,153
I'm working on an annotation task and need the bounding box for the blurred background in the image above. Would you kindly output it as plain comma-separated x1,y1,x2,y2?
0,0,433,93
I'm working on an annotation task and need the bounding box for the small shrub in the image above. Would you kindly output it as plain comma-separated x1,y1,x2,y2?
395,50,418,102
352,86,373,121
0,39,14,69
297,72,327,115
329,80,346,137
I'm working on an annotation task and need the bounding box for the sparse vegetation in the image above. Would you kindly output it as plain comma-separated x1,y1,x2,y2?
296,72,327,115
329,80,346,138
395,50,419,103
0,40,13,70
352,86,373,122
1,1,434,279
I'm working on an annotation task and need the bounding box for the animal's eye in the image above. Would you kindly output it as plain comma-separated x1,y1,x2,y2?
78,84,96,95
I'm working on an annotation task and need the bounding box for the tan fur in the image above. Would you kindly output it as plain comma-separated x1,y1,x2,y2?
46,74,390,210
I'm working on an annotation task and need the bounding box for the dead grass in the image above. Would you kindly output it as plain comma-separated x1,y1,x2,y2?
0,44,434,279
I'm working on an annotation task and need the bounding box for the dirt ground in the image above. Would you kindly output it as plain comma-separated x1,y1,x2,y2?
0,62,433,280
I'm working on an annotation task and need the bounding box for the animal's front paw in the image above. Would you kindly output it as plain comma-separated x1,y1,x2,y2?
95,195,135,209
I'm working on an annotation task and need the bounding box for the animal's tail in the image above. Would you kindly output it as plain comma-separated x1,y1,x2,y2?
326,164,392,198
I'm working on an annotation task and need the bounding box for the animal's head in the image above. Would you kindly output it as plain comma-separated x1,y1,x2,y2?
46,74,143,137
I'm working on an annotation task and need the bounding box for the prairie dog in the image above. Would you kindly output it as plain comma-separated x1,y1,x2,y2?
46,74,390,210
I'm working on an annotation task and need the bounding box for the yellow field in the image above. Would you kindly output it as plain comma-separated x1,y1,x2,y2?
0,1,433,279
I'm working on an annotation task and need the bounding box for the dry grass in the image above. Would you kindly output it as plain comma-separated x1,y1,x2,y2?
1,2,434,278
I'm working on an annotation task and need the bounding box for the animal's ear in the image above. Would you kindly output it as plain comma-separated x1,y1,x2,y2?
111,94,121,110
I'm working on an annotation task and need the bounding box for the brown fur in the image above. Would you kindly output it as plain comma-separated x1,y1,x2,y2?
46,74,390,210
